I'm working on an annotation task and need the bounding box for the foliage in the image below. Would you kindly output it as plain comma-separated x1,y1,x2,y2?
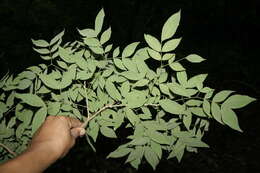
0,9,256,169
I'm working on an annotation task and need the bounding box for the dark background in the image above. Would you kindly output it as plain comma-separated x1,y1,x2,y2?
0,0,259,172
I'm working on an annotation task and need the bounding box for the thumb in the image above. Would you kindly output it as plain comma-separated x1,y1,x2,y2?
71,127,86,138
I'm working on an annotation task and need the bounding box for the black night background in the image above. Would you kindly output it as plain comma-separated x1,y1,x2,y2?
0,0,259,172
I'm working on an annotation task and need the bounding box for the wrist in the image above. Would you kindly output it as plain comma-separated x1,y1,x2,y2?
26,141,60,164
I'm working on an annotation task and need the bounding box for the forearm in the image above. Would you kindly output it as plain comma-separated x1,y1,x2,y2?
0,143,59,173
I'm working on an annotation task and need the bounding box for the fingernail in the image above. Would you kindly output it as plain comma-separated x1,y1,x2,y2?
79,129,85,137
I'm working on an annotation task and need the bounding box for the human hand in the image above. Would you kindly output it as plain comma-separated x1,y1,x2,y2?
28,116,86,160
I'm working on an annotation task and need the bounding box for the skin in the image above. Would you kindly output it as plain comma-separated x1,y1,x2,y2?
0,116,86,173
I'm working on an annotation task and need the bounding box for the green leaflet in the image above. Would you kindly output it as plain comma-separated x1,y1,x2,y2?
105,44,113,53
31,39,49,47
33,48,50,55
122,58,138,72
32,106,47,135
176,71,188,86
125,146,144,163
58,47,74,63
120,81,130,97
77,28,97,38
221,105,242,132
167,140,185,161
88,120,99,142
100,126,117,138
144,146,160,170
105,81,121,100
162,38,182,52
185,99,202,106
130,158,141,169
162,53,175,61
16,123,26,139
76,71,93,80
185,54,206,63
211,102,224,124
100,27,111,45
161,10,181,41
129,137,150,146
6,91,15,108
186,74,208,88
212,90,234,103
121,71,144,81
144,34,161,52
222,94,256,109
112,46,120,58
102,69,113,78
159,84,171,95
125,108,140,125
113,58,126,70
146,129,169,145
125,91,146,108
183,114,192,130
169,62,185,71
179,137,209,148
202,99,211,116
133,47,150,61
142,120,167,131
16,93,45,107
147,48,161,60
40,74,61,90
56,60,68,69
95,8,105,35
122,42,140,58
84,38,101,47
47,102,61,115
107,147,132,159
17,79,32,90
133,79,149,87
150,141,162,159
168,83,190,97
159,99,185,115
189,107,207,117
50,30,64,45
158,71,168,83
18,71,36,80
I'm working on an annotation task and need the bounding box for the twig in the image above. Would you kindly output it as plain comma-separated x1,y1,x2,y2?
80,102,162,129
83,81,90,119
80,103,125,128
0,143,17,157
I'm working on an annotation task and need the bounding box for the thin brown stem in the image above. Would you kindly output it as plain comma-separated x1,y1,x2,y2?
0,143,17,157
80,103,125,128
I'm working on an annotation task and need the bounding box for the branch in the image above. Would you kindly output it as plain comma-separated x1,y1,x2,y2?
80,103,125,129
0,143,17,157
